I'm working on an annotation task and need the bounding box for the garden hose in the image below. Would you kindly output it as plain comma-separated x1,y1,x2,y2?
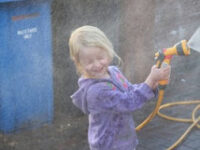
135,40,200,149
136,90,200,150
158,100,200,150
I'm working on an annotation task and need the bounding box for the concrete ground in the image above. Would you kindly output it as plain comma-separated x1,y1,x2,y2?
136,99,200,150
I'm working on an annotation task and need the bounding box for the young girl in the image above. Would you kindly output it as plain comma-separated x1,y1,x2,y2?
68,25,170,150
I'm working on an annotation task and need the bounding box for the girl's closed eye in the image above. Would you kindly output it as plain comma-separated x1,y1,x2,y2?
97,57,104,61
98,54,106,60
86,60,93,65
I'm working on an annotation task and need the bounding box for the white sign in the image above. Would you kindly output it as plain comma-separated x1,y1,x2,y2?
17,27,38,39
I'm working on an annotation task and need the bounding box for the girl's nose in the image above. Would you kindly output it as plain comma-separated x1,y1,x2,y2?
94,61,101,68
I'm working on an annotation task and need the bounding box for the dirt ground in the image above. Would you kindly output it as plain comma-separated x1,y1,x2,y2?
0,112,89,150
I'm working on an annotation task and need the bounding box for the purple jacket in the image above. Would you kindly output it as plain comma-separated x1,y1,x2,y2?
71,66,157,150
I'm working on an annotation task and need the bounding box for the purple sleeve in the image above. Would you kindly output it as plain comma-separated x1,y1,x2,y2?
111,66,158,98
87,82,156,113
130,83,159,99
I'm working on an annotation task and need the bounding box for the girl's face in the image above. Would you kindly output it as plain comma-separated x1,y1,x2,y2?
79,46,111,79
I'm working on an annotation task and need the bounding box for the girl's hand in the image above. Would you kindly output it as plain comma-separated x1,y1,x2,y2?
145,64,171,89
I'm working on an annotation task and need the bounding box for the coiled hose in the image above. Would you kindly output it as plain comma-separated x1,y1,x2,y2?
136,89,200,150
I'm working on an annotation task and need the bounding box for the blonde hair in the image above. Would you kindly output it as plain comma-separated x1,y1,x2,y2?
68,25,121,74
